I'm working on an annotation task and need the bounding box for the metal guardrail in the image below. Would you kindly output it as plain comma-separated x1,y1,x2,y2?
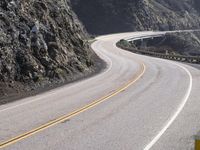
117,44,200,64
124,30,200,42
118,32,200,64
125,34,166,42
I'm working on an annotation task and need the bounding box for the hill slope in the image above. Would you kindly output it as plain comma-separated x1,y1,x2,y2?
0,0,101,103
72,0,200,35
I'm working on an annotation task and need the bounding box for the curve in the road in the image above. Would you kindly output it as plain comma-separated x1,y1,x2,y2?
0,59,146,148
0,31,197,150
143,60,193,150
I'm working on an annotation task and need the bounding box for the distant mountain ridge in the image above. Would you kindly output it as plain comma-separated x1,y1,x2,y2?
72,0,200,35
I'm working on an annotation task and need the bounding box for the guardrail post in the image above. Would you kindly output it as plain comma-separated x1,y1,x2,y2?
195,133,200,150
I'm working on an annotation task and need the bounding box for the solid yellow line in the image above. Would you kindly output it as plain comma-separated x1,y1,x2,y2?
0,63,146,149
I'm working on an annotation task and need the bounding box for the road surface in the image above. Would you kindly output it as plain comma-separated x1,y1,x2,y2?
0,31,200,150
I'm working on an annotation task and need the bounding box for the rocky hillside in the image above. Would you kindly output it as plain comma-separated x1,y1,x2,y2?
0,0,101,103
159,32,200,56
72,0,200,35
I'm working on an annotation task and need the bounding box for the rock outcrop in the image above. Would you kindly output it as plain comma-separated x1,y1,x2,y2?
0,0,100,103
72,0,200,35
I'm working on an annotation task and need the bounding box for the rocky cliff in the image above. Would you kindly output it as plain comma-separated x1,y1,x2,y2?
72,0,200,35
0,0,101,103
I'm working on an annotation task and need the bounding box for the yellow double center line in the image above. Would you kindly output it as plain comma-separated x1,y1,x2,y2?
0,63,146,149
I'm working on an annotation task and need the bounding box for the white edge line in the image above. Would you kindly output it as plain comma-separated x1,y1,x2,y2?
143,61,193,150
121,32,193,150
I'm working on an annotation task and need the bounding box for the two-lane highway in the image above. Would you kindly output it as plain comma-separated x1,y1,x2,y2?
1,32,200,150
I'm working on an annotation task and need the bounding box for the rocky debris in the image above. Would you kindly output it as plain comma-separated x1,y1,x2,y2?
72,0,200,35
0,0,101,103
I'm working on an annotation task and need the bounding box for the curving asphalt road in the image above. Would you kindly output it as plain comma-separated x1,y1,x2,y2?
0,31,200,150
